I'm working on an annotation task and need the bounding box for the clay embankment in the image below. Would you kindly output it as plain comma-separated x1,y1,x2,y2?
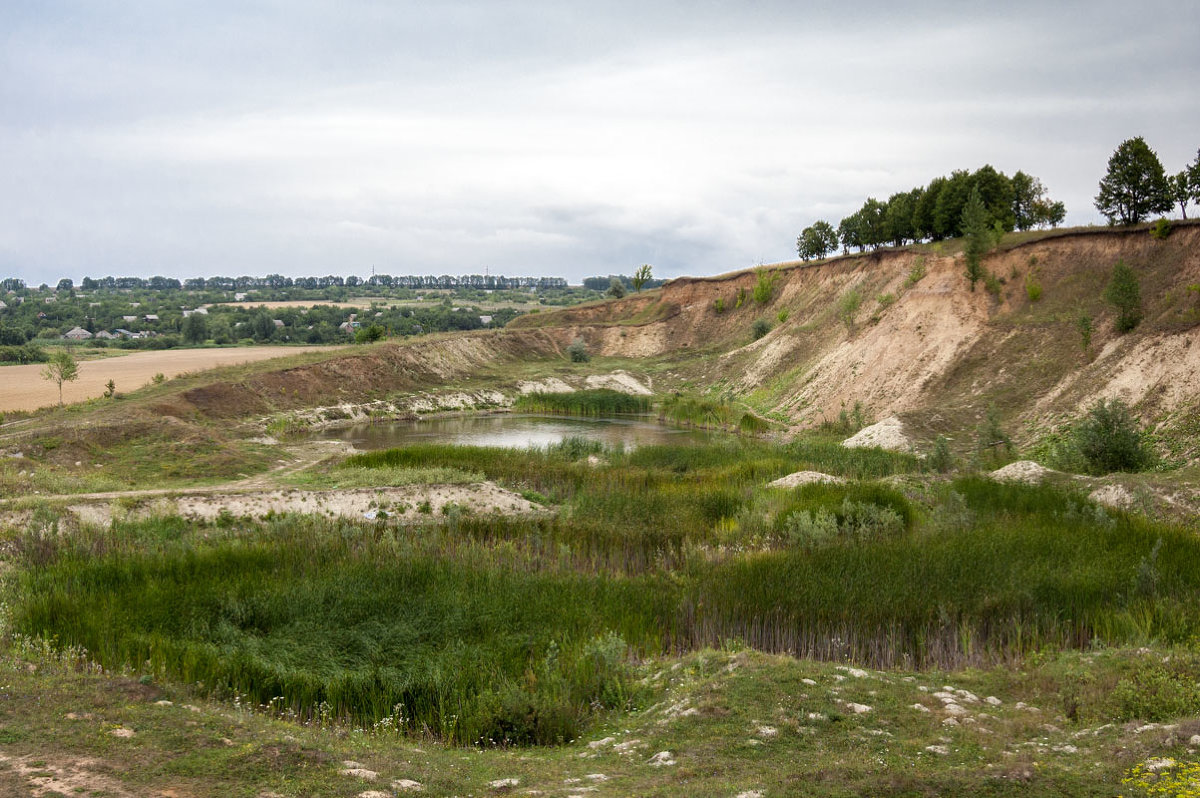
519,224,1200,446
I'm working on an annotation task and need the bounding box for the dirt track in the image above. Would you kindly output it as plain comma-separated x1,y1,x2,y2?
0,346,342,412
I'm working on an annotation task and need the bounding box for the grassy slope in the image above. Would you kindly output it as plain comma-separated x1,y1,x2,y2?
2,643,1194,796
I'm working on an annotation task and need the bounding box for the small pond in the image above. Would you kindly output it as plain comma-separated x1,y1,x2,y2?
321,413,715,450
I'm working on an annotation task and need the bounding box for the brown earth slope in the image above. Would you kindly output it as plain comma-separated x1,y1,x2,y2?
512,223,1200,455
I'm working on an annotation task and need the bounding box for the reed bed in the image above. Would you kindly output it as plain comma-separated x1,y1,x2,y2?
12,442,1200,746
513,389,651,417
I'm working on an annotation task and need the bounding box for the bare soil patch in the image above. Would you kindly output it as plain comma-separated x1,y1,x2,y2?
0,346,342,412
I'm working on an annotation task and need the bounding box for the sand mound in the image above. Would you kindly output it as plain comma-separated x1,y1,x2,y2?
990,461,1057,484
518,377,574,394
584,371,653,395
769,471,846,488
841,418,914,452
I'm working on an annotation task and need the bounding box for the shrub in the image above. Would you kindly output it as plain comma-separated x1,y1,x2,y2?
876,292,896,309
927,435,954,473
606,278,626,299
1104,259,1142,333
713,297,725,314
1076,312,1094,356
753,268,778,305
734,287,747,308
983,270,1003,296
1149,217,1172,240
837,289,861,329
567,337,590,363
776,307,790,323
1074,398,1149,474
1024,269,1043,302
751,319,771,340
975,405,1012,467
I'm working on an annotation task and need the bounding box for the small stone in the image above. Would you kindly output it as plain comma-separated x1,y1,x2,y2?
110,727,136,738
910,703,931,713
845,703,872,714
801,678,817,686
340,768,378,780
487,777,520,789
154,700,173,706
588,736,615,749
925,744,950,755
985,696,1002,706
648,751,676,767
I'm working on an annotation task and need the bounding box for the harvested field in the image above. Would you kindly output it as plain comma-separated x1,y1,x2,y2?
0,346,343,412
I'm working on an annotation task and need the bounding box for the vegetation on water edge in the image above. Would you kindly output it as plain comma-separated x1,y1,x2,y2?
513,389,651,417
10,440,1200,748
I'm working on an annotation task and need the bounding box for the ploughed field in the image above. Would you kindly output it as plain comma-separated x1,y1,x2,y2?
13,434,1200,753
0,346,343,412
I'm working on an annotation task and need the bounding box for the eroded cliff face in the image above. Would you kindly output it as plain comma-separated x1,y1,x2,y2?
523,224,1200,449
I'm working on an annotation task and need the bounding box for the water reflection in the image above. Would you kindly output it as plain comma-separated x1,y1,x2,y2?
321,413,713,450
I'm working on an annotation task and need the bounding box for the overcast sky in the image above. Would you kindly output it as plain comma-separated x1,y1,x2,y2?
2,1,1197,285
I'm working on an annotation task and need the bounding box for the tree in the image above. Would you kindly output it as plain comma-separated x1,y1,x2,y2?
1043,200,1067,228
606,278,626,299
970,165,1016,232
631,264,653,292
837,212,864,254
1189,149,1200,205
1170,172,1191,219
1104,259,1142,332
796,221,838,261
41,349,79,406
961,186,990,291
1074,398,1149,474
884,189,918,246
1094,136,1172,225
182,313,208,344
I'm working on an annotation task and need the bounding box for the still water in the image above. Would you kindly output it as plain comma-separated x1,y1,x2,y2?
322,413,714,450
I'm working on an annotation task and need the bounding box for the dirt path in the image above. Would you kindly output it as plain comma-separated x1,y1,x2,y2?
0,346,343,412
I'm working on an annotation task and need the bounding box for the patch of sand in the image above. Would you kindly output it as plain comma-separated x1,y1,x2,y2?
57,483,540,526
1089,484,1135,510
518,377,575,394
841,418,915,452
768,471,846,488
583,371,653,395
990,461,1058,484
0,754,134,798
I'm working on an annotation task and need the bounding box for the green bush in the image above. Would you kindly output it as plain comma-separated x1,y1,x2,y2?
1149,217,1172,240
1104,259,1143,333
712,297,725,314
1024,269,1043,302
1074,398,1150,474
837,289,861,328
567,337,590,362
751,319,771,340
927,435,954,473
753,268,778,305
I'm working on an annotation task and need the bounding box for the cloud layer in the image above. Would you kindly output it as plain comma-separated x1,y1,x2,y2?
2,1,1197,284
